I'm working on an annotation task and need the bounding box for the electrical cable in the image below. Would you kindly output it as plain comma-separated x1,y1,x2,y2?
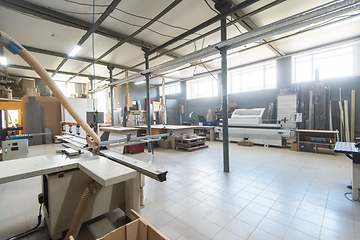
204,0,220,14
64,0,201,35
6,203,43,240
109,16,194,40
344,188,360,201
203,0,242,34
50,8,103,15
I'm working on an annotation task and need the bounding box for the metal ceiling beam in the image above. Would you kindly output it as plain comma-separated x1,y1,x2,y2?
6,64,113,81
148,0,286,63
0,0,181,59
107,0,360,87
102,0,284,81
51,0,122,77
147,0,260,56
227,1,286,56
66,0,183,83
23,45,142,72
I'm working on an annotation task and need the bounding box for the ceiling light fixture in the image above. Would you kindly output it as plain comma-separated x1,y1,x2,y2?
69,45,82,57
134,80,145,85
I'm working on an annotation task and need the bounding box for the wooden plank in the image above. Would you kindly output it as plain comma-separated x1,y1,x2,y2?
344,100,350,142
339,101,345,142
351,90,355,142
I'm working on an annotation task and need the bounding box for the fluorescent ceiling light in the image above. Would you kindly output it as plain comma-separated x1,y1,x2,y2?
212,52,240,62
135,81,145,85
0,56,7,66
165,70,180,76
69,45,82,57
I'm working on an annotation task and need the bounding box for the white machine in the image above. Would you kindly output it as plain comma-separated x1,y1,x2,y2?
2,139,28,160
215,108,295,146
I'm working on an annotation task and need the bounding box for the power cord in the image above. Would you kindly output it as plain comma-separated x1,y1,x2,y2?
6,194,44,240
344,188,360,202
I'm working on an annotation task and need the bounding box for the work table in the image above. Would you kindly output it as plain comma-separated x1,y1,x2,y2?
0,152,137,187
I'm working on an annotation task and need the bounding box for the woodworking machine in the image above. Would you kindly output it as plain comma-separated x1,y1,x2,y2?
0,30,170,240
215,108,295,146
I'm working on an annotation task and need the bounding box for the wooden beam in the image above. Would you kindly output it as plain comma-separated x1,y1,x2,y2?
344,100,350,142
351,90,355,141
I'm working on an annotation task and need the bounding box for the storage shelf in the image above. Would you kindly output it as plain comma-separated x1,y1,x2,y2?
296,130,338,155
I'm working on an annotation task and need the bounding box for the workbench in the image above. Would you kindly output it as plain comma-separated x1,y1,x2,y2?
296,129,338,154
136,125,196,149
193,126,215,141
0,152,141,240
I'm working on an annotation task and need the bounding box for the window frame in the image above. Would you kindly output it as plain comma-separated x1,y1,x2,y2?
292,43,359,83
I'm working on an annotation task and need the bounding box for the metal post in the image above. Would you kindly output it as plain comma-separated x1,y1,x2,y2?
108,65,115,126
216,0,231,173
143,48,152,152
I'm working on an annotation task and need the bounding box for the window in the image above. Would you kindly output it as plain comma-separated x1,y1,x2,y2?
186,77,218,99
55,81,75,97
228,61,276,94
159,82,181,96
293,44,358,83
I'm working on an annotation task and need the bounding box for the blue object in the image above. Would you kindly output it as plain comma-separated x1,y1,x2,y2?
203,122,215,126
7,41,23,54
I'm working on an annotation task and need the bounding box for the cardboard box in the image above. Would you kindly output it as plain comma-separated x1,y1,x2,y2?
20,79,35,90
159,139,171,149
291,142,298,151
97,217,169,240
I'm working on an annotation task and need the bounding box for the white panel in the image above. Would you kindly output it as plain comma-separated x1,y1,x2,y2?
277,94,297,129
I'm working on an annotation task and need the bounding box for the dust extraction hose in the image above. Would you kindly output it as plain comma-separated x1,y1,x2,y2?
0,31,101,144
65,181,101,240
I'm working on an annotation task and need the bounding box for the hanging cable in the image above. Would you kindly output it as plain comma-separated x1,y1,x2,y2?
109,16,194,40
64,0,201,35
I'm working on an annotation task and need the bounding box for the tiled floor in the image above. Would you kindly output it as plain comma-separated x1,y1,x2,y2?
1,141,359,239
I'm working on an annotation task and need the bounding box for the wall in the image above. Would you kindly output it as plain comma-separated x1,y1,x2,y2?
162,56,360,136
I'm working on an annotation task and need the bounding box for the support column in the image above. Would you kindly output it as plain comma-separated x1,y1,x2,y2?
108,65,115,126
142,48,152,152
162,76,166,125
216,0,231,173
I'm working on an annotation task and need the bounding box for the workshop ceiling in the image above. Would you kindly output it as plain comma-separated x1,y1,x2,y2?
0,0,359,88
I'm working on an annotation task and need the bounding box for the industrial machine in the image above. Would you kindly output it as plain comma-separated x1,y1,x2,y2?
215,108,296,147
2,139,28,160
1,126,52,161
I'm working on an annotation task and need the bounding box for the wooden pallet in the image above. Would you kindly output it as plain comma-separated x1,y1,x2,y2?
176,143,209,151
175,136,208,151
